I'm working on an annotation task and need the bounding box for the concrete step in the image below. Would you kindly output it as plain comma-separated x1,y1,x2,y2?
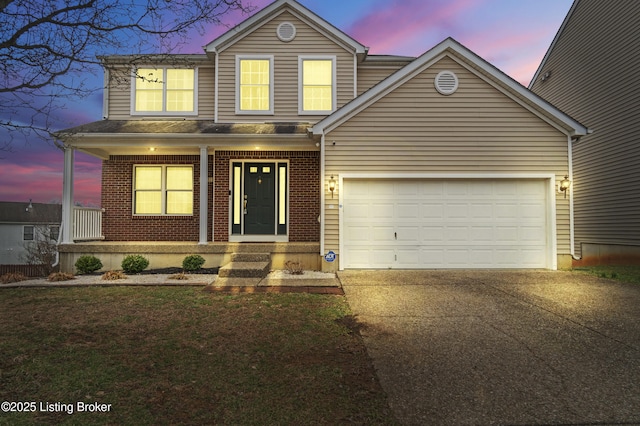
218,261,270,278
211,277,264,287
230,252,271,263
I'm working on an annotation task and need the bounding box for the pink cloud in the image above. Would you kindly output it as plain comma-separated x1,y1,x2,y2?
348,0,479,55
0,147,101,207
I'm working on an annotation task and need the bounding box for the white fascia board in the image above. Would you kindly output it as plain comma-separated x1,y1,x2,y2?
312,38,588,137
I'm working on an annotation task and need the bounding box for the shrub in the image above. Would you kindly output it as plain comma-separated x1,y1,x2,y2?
0,272,28,284
102,270,127,281
75,255,103,274
121,255,149,274
47,272,75,282
182,254,205,271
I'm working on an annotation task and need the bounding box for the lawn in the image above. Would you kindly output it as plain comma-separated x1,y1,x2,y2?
0,287,397,425
573,265,640,284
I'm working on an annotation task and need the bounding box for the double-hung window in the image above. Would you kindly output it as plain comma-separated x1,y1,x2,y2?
23,225,34,241
134,68,196,114
134,166,193,215
237,56,273,114
299,56,336,114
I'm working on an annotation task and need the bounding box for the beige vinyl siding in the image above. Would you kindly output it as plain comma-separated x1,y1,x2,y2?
357,64,408,95
106,65,215,119
106,66,131,119
196,67,215,119
217,11,356,122
325,56,571,255
530,1,640,255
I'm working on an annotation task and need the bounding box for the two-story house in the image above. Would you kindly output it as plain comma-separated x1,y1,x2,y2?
530,0,640,266
57,0,588,273
0,201,61,267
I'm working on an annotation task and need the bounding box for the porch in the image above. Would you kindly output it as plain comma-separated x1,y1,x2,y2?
58,241,322,274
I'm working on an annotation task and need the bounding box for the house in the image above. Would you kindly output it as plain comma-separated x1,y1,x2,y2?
56,0,588,272
529,0,640,265
0,201,61,265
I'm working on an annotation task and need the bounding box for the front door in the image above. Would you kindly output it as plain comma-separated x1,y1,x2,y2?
244,163,275,234
230,161,288,240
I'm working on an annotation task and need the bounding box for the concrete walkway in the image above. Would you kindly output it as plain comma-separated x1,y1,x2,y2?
339,270,640,426
0,270,340,289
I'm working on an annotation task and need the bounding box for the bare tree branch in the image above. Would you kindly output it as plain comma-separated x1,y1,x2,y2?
0,0,255,150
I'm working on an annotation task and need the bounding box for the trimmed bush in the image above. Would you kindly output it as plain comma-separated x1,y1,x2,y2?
182,254,205,271
48,272,75,282
121,255,149,274
75,255,103,274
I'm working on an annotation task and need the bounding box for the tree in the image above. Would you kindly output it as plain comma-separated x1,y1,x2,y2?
21,225,59,276
0,0,253,151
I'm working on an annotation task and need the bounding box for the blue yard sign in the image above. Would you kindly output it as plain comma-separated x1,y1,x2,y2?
324,251,336,263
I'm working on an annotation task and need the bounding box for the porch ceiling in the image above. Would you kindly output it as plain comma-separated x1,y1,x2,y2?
57,120,319,159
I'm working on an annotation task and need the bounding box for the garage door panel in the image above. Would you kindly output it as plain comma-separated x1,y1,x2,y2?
372,226,394,242
422,204,444,219
397,203,420,219
343,179,549,269
345,202,371,220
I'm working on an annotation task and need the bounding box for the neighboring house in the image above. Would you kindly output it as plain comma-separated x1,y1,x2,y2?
56,0,588,272
0,201,61,265
530,0,640,265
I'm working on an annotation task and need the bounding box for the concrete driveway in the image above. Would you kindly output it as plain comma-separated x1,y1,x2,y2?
338,270,640,426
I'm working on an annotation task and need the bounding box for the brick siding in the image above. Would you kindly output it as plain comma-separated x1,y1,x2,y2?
214,151,320,242
101,152,319,242
102,155,212,241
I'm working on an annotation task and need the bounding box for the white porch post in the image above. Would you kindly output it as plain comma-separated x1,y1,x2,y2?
61,146,75,244
199,146,208,244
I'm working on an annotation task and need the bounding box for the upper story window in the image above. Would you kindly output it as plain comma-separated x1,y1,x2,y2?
134,165,193,215
236,56,274,114
299,56,336,114
133,68,196,115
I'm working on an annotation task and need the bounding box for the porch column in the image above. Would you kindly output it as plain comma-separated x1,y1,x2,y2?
61,145,74,244
199,146,208,244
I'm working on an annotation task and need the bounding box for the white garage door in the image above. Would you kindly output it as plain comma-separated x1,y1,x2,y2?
343,179,550,269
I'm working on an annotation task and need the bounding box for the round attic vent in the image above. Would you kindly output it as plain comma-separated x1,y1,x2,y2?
277,22,296,42
435,70,459,95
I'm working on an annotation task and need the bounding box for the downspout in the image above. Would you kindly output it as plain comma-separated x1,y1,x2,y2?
319,132,326,257
214,48,219,123
568,134,580,260
103,66,110,119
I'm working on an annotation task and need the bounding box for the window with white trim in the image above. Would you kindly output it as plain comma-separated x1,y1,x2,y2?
133,165,193,215
299,57,335,113
236,56,273,113
133,68,196,114
23,225,34,241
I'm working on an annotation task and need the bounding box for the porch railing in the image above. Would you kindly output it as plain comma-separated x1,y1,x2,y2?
73,207,105,241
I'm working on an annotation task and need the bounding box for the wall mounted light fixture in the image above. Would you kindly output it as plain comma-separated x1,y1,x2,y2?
559,175,571,198
328,176,336,198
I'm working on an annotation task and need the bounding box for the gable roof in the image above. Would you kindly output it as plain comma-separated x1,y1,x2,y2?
0,202,61,224
311,37,589,138
204,0,368,57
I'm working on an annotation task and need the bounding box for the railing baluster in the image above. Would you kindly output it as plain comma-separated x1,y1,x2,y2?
72,207,105,241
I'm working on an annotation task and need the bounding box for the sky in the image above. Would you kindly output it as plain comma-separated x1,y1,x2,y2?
0,0,573,207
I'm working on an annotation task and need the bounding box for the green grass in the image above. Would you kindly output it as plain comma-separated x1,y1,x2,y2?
573,265,640,284
0,287,396,425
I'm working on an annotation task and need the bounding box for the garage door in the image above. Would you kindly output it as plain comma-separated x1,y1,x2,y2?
342,179,549,269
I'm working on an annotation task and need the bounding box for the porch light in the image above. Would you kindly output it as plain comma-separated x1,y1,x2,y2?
559,175,571,198
149,147,156,152
328,176,336,198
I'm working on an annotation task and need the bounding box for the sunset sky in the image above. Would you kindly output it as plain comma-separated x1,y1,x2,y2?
0,0,573,207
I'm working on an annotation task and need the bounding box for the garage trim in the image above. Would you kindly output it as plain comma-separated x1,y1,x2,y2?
337,173,558,270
